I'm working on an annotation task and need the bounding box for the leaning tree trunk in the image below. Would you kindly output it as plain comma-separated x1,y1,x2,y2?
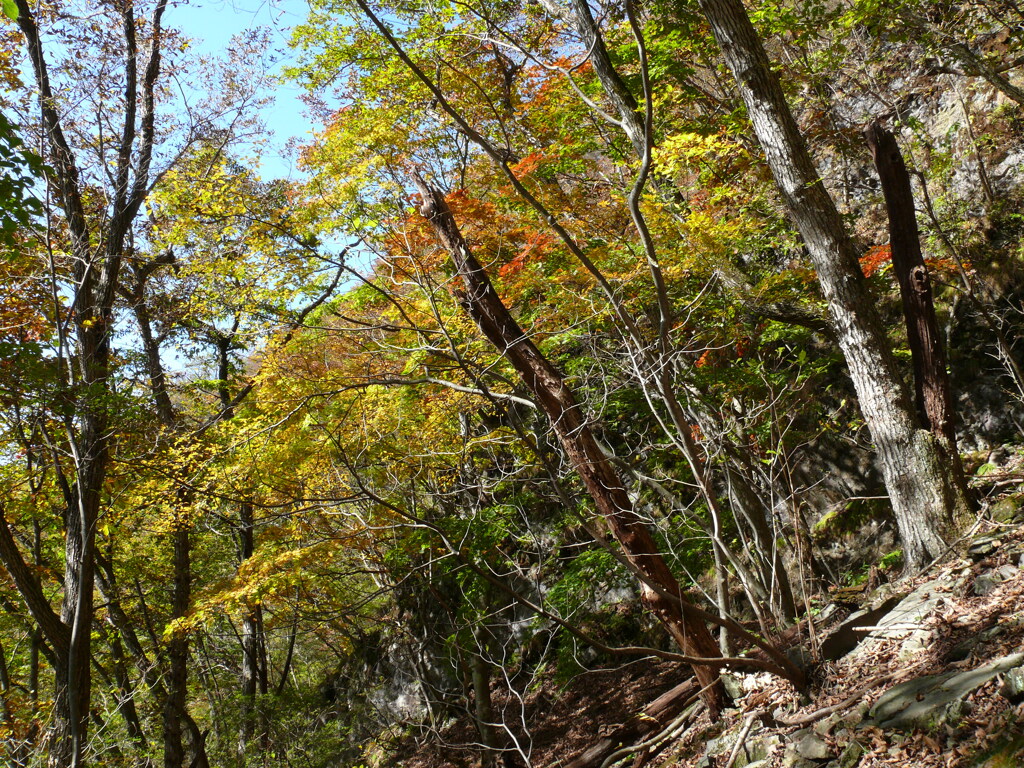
697,0,970,568
414,176,724,714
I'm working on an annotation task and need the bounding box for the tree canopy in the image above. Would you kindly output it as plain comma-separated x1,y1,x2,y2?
2,0,1024,766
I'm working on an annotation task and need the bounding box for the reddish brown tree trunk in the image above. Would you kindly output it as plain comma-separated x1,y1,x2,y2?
414,177,723,714
865,122,970,495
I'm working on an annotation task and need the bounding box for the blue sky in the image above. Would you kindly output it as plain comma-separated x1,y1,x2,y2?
167,1,373,272
169,0,318,180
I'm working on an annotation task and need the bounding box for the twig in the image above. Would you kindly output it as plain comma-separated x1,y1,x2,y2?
774,672,898,727
722,710,764,768
596,697,703,768
851,624,925,632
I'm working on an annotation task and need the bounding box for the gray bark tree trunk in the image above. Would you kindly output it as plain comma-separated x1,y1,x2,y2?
7,1,170,762
697,0,969,568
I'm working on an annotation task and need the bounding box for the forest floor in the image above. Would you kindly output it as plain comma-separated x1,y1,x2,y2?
653,517,1024,768
397,506,1024,768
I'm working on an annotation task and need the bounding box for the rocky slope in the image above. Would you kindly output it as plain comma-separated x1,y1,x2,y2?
394,495,1024,768
654,515,1024,768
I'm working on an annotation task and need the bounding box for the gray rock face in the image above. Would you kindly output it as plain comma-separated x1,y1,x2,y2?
737,734,781,767
867,652,1024,730
973,563,1021,595
722,672,744,701
948,621,1012,661
794,732,831,760
999,665,1024,703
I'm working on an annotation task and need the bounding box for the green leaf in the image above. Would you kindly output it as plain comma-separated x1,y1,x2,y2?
1,0,18,21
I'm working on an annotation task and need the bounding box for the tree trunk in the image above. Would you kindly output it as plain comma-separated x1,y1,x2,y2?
725,463,796,623
414,176,724,714
10,1,170,762
864,122,971,498
238,502,268,763
53,395,103,768
697,0,968,568
129,253,198,768
470,627,501,767
96,553,210,768
107,629,150,761
164,524,190,768
537,0,646,156
128,257,177,427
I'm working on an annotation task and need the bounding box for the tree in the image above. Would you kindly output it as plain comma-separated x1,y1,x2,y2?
0,3,171,763
0,5,287,765
414,175,726,712
696,0,971,569
130,143,345,767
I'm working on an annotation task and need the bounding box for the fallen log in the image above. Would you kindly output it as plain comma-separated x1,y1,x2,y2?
561,677,700,768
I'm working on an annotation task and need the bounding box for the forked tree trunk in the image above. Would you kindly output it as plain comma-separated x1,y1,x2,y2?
9,1,170,763
697,0,970,568
414,176,724,714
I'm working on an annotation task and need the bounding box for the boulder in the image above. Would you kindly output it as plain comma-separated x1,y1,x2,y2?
989,493,1024,523
853,576,954,661
968,533,1003,560
794,732,831,760
834,741,864,768
818,593,906,661
999,664,1024,703
973,564,1021,596
722,672,744,701
867,652,1024,730
948,623,1008,661
780,750,820,768
704,719,781,768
